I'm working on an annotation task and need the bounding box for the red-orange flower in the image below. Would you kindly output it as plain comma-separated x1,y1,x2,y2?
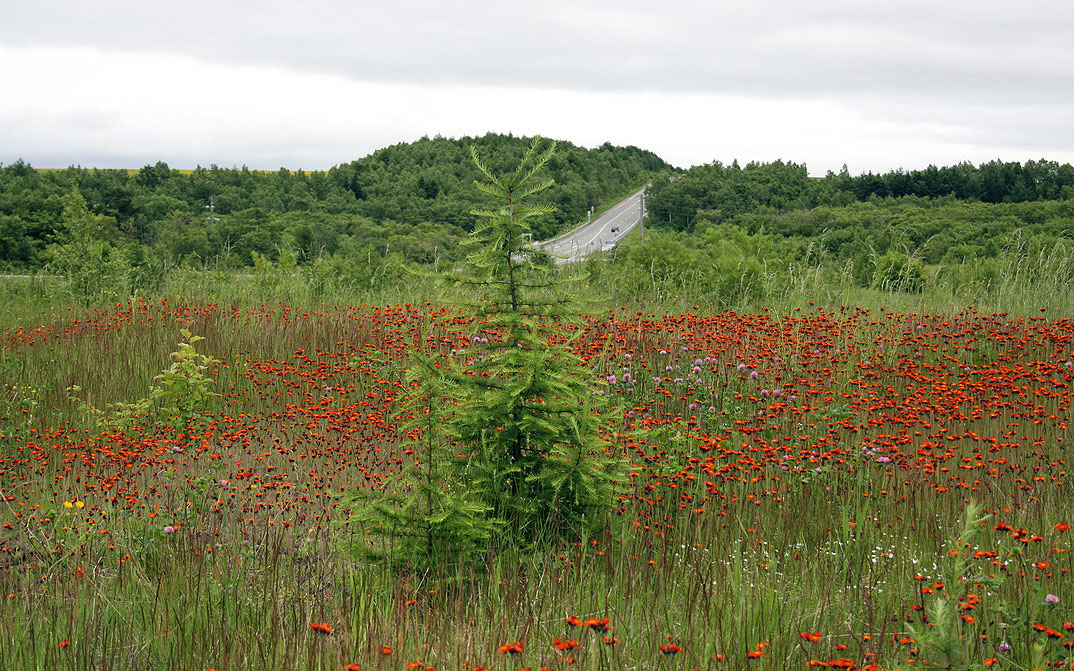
582,616,611,631
497,640,524,654
309,622,332,635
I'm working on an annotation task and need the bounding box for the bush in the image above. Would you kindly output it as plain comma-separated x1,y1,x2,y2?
871,252,926,292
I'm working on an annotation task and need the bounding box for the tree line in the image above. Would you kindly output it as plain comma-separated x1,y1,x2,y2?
0,133,669,272
645,158,1074,232
605,158,1074,306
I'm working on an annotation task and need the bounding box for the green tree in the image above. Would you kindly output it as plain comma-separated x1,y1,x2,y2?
344,138,622,565
451,138,621,539
47,190,128,304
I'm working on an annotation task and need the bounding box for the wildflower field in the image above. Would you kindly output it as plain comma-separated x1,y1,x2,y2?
1,298,1072,670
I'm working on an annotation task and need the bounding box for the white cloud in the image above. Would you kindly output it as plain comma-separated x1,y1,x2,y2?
2,45,1073,174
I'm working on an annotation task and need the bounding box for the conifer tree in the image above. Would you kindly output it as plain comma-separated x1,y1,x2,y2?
450,138,622,540
344,138,621,563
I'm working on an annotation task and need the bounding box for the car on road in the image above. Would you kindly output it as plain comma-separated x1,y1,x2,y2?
610,226,619,233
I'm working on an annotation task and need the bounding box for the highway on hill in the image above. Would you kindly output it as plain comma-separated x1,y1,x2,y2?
536,187,646,263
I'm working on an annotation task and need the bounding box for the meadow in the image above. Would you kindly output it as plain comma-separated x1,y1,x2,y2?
0,267,1071,671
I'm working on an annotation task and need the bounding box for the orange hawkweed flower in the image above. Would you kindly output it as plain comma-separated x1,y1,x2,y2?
800,632,823,642
553,638,580,651
659,643,682,655
379,645,393,655
497,641,524,654
746,649,764,658
582,617,611,631
59,640,71,648
309,622,332,634
344,665,361,671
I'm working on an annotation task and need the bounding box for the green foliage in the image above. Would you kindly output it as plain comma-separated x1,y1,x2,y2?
646,158,1074,235
645,159,832,231
871,251,926,292
607,223,801,305
344,353,498,567
47,191,130,305
331,134,669,236
907,501,1005,671
450,139,623,541
69,329,220,431
599,194,1073,305
344,139,623,566
0,136,666,275
148,329,221,425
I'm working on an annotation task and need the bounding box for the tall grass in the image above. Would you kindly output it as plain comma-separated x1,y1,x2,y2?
1,261,1071,670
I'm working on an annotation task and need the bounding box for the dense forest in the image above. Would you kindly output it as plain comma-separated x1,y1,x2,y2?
617,159,1074,305
645,158,1074,231
0,133,669,272
3,137,1074,307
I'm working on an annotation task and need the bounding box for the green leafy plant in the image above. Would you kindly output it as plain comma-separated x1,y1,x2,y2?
907,500,1013,670
871,251,927,292
69,329,220,431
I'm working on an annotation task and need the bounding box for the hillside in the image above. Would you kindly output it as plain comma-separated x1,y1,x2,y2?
0,134,672,271
328,134,671,234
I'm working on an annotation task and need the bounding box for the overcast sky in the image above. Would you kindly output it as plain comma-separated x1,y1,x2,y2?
2,0,1073,175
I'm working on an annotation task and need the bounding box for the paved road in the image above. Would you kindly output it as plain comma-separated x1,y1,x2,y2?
537,187,645,263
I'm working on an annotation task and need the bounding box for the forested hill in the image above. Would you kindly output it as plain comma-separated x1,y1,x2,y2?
0,134,671,271
329,134,671,232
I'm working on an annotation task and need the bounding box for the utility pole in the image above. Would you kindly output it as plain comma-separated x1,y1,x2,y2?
205,197,219,228
639,191,645,239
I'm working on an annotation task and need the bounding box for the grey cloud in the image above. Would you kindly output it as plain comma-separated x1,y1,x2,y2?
3,0,1072,103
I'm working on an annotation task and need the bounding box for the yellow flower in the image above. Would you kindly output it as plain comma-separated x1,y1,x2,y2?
74,501,85,509
63,501,73,509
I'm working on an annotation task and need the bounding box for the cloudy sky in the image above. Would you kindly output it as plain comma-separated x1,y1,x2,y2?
2,0,1073,174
